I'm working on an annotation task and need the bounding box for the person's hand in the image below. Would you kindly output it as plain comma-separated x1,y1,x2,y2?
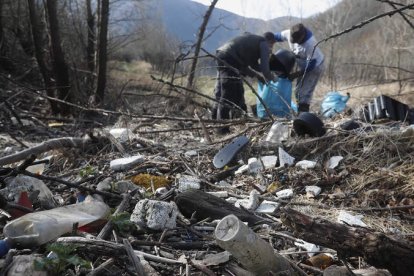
288,71,303,81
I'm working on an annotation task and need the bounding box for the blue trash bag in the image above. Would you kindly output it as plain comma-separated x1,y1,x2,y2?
256,78,292,118
321,91,350,118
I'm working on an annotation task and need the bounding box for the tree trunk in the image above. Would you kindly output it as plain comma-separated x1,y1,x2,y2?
86,0,95,74
175,189,267,225
46,0,71,115
186,0,218,89
27,0,59,114
95,0,109,104
281,207,414,276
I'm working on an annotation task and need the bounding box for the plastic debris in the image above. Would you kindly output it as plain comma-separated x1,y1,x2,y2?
130,199,178,230
235,164,249,175
294,239,320,257
178,175,201,192
235,190,260,210
296,160,317,169
321,91,350,118
110,155,145,171
255,200,280,213
278,147,295,167
327,156,344,169
337,210,367,227
265,122,289,143
2,197,110,249
1,175,57,209
261,155,278,169
109,128,134,142
248,157,264,174
276,188,293,199
305,186,322,197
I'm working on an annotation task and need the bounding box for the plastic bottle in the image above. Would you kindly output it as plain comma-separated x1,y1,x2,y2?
265,122,289,143
0,197,110,255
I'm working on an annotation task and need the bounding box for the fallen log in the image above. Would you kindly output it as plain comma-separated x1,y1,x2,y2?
175,189,267,225
280,207,414,276
0,137,89,166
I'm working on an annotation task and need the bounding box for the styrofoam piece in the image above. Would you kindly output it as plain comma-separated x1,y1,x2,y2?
327,156,343,169
296,160,317,169
248,158,263,174
184,150,197,157
294,239,320,257
305,186,321,197
109,128,133,142
278,147,295,167
130,199,178,230
261,156,278,169
207,191,228,198
337,210,367,227
276,188,293,199
110,155,144,171
255,200,280,213
178,175,201,192
235,190,260,210
235,164,249,175
225,197,238,204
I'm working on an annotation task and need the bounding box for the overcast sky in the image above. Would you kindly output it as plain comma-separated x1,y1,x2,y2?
190,0,341,20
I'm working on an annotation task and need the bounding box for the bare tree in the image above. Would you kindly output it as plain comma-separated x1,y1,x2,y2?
46,0,72,115
27,0,59,114
86,0,95,74
95,0,109,104
186,0,218,89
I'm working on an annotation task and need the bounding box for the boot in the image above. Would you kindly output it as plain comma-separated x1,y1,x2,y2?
298,103,310,112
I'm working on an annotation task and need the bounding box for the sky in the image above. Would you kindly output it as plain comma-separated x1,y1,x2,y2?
190,0,341,20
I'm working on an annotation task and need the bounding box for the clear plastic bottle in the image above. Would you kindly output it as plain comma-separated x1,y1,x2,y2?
265,122,289,144
2,197,110,248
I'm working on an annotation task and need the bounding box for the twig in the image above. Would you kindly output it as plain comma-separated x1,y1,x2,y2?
87,258,115,276
123,239,147,276
97,193,131,240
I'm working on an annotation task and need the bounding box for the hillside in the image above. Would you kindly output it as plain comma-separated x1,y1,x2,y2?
153,0,299,51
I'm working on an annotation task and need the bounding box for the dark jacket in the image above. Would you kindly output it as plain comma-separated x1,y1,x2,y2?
216,33,273,81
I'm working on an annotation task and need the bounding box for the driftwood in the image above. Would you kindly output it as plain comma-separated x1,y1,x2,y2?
0,137,89,166
280,207,414,276
175,189,267,225
56,237,185,265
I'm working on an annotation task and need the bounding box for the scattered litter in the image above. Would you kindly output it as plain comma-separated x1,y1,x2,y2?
337,210,367,227
294,239,320,257
248,157,263,174
261,155,278,169
276,188,293,199
130,199,178,230
110,155,145,171
305,186,322,197
184,150,197,157
278,147,295,167
255,200,280,213
235,190,260,210
109,128,134,142
296,160,317,169
327,156,343,169
235,164,249,175
265,122,289,143
177,175,201,192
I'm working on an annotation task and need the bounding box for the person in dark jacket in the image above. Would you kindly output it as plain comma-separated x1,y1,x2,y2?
212,32,276,133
